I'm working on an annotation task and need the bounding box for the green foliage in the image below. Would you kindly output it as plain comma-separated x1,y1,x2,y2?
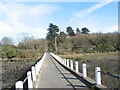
46,23,59,40
81,27,90,34
56,33,118,54
66,26,75,36
83,49,96,53
46,23,60,52
76,28,81,33
59,32,66,38
2,49,21,58
97,44,117,52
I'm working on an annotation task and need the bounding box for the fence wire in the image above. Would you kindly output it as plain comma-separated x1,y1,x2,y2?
23,77,28,84
100,71,119,79
87,67,119,79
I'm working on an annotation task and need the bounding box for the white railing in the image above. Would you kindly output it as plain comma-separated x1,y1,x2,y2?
50,53,102,85
15,53,46,90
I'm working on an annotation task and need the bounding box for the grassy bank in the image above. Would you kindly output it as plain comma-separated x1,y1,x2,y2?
58,52,119,89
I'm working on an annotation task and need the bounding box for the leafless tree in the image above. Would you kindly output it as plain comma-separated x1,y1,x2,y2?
1,37,13,45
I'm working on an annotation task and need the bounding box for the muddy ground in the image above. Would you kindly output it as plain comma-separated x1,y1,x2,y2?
1,52,119,89
1,59,38,89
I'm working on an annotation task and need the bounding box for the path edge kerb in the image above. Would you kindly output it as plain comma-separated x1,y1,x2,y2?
50,53,108,90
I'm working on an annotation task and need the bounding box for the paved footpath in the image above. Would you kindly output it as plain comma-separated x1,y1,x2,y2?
37,53,89,89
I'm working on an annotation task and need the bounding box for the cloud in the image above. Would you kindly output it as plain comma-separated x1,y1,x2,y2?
0,21,13,32
29,5,57,16
103,25,118,33
70,0,113,22
0,20,47,40
69,13,117,33
0,2,57,41
0,2,57,20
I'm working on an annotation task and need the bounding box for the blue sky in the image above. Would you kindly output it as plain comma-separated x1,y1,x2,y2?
0,0,118,44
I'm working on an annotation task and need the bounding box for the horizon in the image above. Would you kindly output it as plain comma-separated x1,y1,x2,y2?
0,0,118,44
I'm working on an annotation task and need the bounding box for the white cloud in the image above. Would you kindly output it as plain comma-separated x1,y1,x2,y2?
0,20,47,40
29,5,57,16
103,25,118,33
69,14,118,33
0,21,17,40
0,2,57,41
0,21,13,32
70,0,113,22
0,2,57,20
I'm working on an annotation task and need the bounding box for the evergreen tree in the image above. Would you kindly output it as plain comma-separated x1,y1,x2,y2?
46,23,59,52
76,28,81,33
66,26,75,36
81,27,90,34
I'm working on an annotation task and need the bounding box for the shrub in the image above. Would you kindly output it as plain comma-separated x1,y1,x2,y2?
2,49,21,58
84,49,96,53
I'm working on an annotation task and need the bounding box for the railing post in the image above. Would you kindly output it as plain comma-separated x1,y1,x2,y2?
31,66,36,81
64,59,67,66
37,62,40,72
59,58,62,63
41,56,45,66
39,61,42,70
95,67,101,84
70,60,73,70
82,64,87,77
67,59,69,67
75,61,79,72
35,64,38,76
27,71,33,88
15,81,23,90
61,58,64,65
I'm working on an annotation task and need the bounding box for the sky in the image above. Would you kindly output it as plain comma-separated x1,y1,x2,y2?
0,0,118,44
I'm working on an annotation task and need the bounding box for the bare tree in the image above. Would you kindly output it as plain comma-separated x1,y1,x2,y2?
1,37,13,45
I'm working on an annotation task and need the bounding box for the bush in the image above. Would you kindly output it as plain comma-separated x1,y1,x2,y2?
97,44,117,52
18,50,42,59
2,49,21,58
84,49,96,53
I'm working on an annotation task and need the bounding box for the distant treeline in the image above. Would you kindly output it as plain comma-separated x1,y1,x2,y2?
1,33,47,59
46,23,119,54
0,23,119,58
54,32,119,54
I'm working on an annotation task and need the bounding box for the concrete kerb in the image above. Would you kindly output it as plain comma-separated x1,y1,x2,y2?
50,53,107,89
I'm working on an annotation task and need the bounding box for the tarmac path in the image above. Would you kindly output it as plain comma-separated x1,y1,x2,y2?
37,53,89,89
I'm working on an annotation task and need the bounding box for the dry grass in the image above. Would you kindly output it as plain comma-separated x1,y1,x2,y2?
58,52,119,89
58,54,84,59
58,52,118,61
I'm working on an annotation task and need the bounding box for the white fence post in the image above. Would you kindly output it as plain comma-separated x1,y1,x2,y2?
27,71,33,88
37,62,40,71
60,58,62,63
67,59,69,67
75,61,79,72
35,64,38,76
95,67,101,84
70,60,73,70
15,81,23,90
82,64,87,77
62,59,64,64
64,59,67,66
31,66,36,81
39,61,42,70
